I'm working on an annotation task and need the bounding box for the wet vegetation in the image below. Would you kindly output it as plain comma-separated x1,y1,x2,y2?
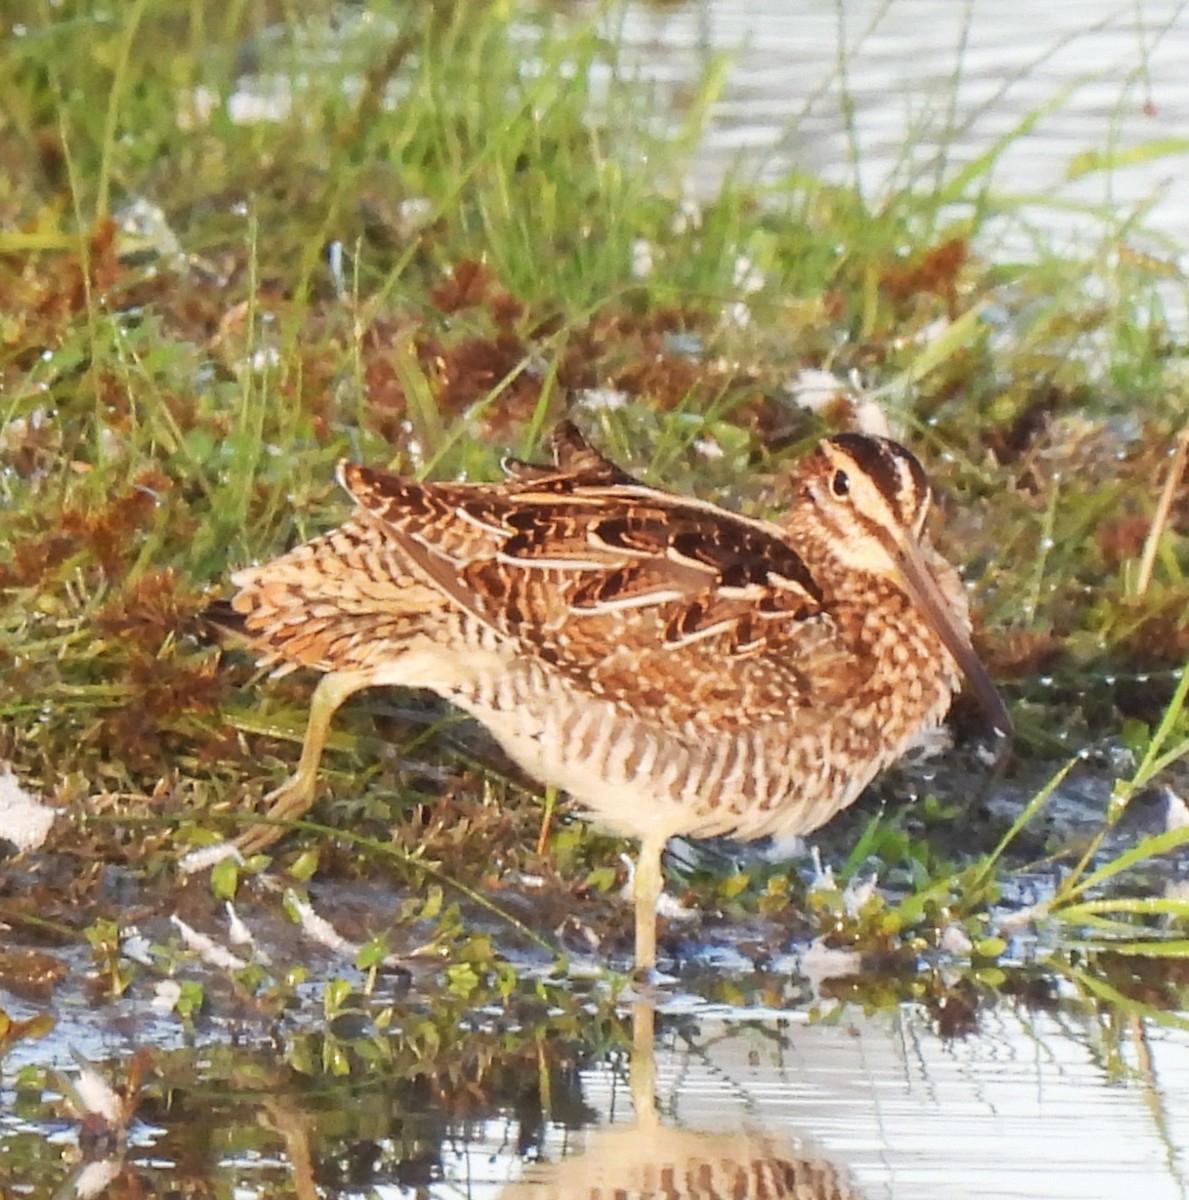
2,0,1189,1193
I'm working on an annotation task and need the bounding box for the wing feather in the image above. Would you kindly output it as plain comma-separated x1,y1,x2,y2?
338,447,867,730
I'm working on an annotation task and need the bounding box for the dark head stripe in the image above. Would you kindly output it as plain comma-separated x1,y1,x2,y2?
827,434,927,515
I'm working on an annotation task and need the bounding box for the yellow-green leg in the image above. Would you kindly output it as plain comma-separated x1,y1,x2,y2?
632,835,666,975
629,998,658,1128
237,669,375,854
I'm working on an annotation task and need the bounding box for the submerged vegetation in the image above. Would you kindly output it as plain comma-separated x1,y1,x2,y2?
2,0,1189,1189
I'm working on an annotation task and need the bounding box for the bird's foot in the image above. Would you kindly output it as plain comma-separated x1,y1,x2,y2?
235,772,319,855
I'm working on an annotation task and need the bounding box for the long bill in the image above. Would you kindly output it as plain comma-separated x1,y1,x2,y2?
890,531,1013,742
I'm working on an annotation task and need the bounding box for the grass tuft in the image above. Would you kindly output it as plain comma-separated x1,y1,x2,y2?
0,0,1188,985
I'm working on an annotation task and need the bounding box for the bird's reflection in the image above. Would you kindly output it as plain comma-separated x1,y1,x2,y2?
503,1001,866,1200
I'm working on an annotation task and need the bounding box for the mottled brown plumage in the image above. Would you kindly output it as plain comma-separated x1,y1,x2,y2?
229,422,1009,970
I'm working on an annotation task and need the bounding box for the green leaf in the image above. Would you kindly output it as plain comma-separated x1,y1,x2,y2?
322,1041,351,1076
210,856,239,901
1061,938,1189,959
1054,823,1189,903
355,935,390,971
281,889,309,924
1055,895,1189,921
175,981,205,1019
718,872,751,900
287,849,320,883
445,963,480,998
584,866,618,893
904,303,987,386
1067,139,1189,180
322,978,351,1015
420,886,444,922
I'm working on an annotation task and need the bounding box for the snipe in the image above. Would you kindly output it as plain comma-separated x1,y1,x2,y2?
229,422,1010,971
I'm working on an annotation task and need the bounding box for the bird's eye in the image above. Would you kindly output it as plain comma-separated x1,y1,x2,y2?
831,470,850,497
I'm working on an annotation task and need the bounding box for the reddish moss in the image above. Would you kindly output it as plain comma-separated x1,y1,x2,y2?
124,649,226,718
22,219,126,326
58,484,159,580
94,646,230,773
0,531,77,588
438,332,536,413
1113,592,1189,667
93,567,208,647
0,468,171,588
430,258,492,314
612,350,701,410
880,236,968,315
488,289,525,328
978,628,1066,681
1096,513,1151,569
359,314,426,442
0,409,62,478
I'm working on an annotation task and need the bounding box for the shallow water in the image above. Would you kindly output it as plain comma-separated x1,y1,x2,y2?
620,0,1189,260
599,1002,1189,1200
5,979,1189,1198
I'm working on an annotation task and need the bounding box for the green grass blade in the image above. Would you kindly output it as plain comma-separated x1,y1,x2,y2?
1054,825,1189,905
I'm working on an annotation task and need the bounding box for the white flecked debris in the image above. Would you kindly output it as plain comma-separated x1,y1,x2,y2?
785,368,847,413
692,436,724,460
842,874,878,918
618,853,693,923
70,1053,123,1123
671,192,702,235
722,300,752,328
225,901,255,947
939,923,974,956
178,842,244,875
150,979,182,1015
170,915,248,971
120,928,155,967
799,938,863,987
574,387,629,411
74,1160,124,1199
0,766,55,852
852,398,893,438
733,254,765,294
288,892,360,956
631,238,654,278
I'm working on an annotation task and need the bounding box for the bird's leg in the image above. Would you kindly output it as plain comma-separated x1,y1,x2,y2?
629,999,659,1128
632,835,667,976
237,669,375,854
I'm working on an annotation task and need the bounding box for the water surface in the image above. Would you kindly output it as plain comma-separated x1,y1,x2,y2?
621,0,1189,263
5,981,1189,1198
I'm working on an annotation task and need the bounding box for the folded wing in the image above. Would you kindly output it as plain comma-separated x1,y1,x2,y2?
339,428,869,733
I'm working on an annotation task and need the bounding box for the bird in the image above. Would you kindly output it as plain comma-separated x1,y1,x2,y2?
227,421,1010,972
